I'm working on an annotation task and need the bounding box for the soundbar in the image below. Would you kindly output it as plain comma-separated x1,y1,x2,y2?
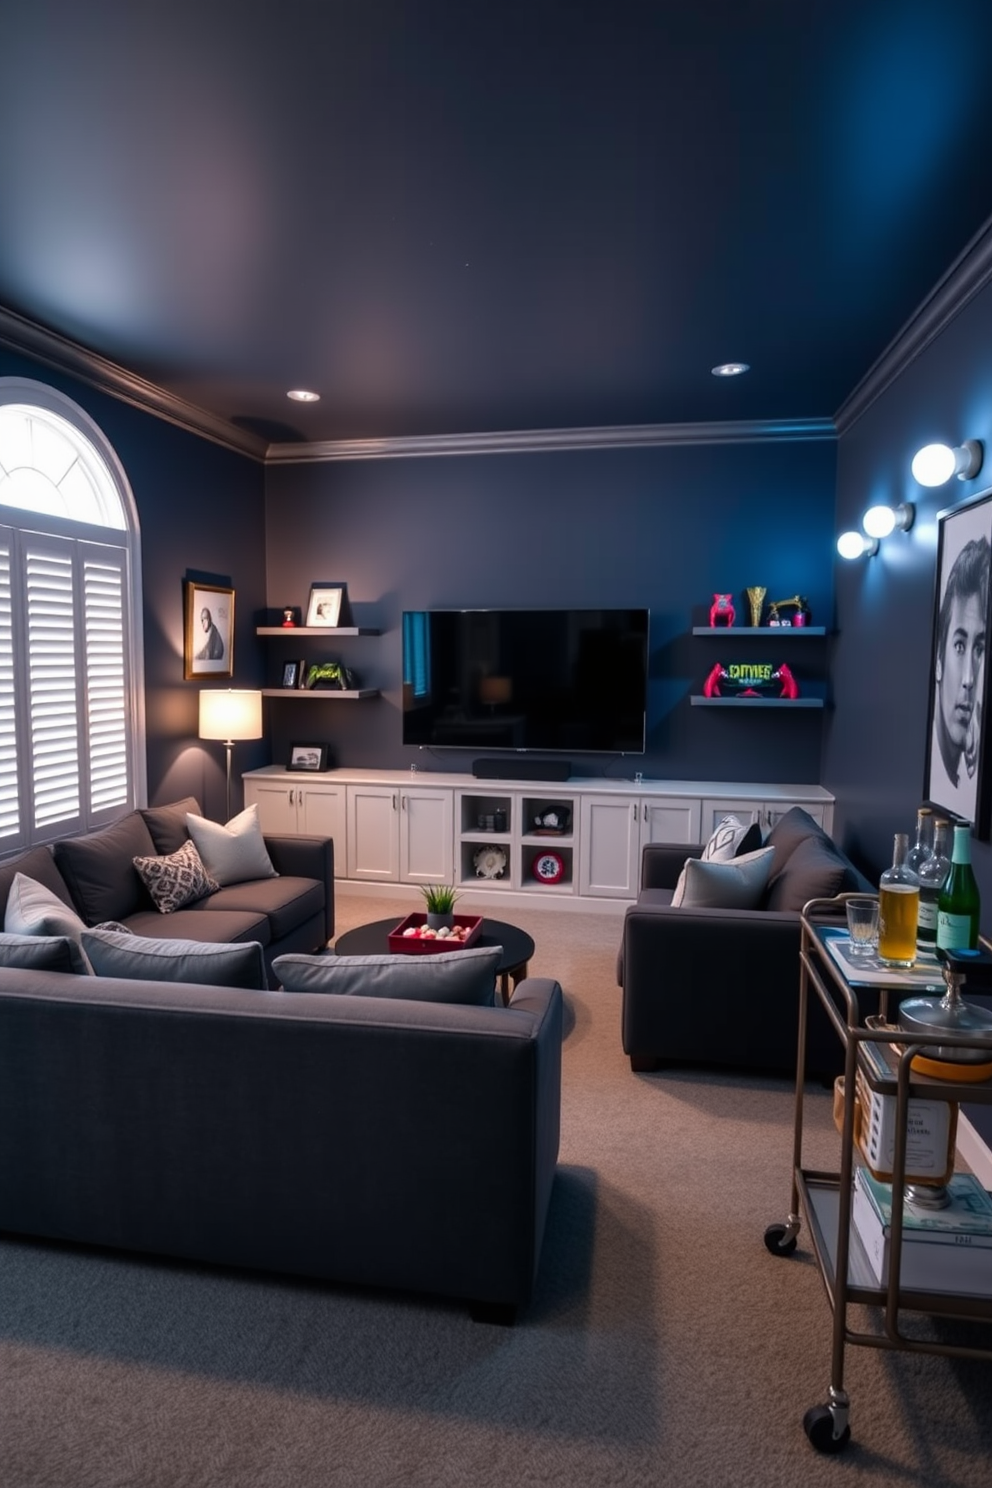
472,757,571,782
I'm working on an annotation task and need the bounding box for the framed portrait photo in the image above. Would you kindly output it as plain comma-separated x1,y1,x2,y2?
281,659,306,689
184,582,234,680
306,584,344,628
287,743,328,772
923,486,992,838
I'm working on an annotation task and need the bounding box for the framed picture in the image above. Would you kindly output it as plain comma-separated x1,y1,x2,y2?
281,659,305,689
923,486,992,838
184,582,234,680
306,584,344,628
287,743,328,772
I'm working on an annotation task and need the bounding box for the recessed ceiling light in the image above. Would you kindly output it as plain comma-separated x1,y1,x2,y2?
711,362,750,377
287,389,320,403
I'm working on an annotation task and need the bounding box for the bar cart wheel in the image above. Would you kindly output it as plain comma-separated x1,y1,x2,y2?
803,1404,851,1454
763,1221,798,1257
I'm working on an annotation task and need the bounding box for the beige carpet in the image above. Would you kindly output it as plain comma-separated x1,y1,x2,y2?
1,893,990,1487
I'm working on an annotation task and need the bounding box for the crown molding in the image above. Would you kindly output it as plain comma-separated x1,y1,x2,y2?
0,305,268,462
835,210,992,436
265,417,836,463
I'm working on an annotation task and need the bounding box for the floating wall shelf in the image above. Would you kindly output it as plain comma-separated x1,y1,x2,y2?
690,696,825,709
256,626,380,637
691,626,827,637
260,688,380,700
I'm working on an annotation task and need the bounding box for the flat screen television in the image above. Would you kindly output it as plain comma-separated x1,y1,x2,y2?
402,608,649,755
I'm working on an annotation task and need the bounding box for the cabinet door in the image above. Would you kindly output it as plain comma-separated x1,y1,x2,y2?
699,798,763,836
579,795,640,898
639,796,702,845
245,779,300,835
399,787,453,884
347,785,400,881
300,783,348,872
767,800,827,831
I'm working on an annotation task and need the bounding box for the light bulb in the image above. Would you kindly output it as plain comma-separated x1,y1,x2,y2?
863,505,897,539
838,531,873,560
911,444,957,486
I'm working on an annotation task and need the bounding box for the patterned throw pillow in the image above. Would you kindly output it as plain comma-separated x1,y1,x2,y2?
701,814,763,863
132,839,219,914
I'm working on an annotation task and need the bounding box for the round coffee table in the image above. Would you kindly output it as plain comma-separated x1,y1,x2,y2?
333,916,535,1005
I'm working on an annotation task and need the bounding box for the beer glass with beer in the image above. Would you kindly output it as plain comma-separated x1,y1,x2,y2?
878,831,919,966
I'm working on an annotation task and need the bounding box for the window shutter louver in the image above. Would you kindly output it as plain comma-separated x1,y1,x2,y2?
0,542,20,840
25,545,81,828
83,552,129,811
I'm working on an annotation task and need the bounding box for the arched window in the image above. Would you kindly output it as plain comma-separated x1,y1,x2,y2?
0,379,145,850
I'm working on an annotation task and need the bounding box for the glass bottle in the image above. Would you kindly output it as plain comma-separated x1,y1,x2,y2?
917,817,951,953
878,832,919,966
936,823,981,952
906,805,934,877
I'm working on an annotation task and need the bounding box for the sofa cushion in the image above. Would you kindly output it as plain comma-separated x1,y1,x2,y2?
671,846,775,910
119,907,272,945
3,873,92,973
53,811,157,924
702,814,763,863
133,838,219,914
186,804,278,887
0,931,84,973
81,927,267,989
0,846,76,923
140,796,203,856
186,877,324,942
763,806,831,879
273,945,502,1006
763,833,860,912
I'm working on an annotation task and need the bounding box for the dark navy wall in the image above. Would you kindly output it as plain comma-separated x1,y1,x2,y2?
264,439,837,782
0,348,268,820
826,277,992,889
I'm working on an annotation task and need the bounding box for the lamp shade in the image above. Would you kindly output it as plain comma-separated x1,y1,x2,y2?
199,689,263,741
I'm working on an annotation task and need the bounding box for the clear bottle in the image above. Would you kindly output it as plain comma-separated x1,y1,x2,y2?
936,823,981,952
906,805,934,877
917,817,951,953
878,831,919,966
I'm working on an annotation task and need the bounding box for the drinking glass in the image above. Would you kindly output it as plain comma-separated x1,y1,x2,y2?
846,896,879,957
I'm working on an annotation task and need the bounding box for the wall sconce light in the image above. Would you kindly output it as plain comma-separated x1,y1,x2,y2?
911,439,983,487
862,502,915,539
837,531,879,560
199,688,263,820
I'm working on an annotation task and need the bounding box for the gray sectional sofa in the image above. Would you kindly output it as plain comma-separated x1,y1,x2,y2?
0,796,334,985
0,963,562,1318
618,807,875,1078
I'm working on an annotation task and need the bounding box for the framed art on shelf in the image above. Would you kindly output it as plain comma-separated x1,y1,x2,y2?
184,582,234,680
306,584,344,628
923,486,992,838
287,743,329,772
281,659,306,689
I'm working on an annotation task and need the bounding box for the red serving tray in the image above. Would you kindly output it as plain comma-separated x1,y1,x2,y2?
387,912,483,954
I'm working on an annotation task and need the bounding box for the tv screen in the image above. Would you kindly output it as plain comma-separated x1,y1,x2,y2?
402,608,649,755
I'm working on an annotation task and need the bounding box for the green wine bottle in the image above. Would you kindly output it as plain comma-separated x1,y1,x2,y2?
936,823,981,951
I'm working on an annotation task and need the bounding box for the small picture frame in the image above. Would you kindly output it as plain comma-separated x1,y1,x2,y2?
306,584,344,628
281,660,305,689
287,743,328,772
184,581,234,680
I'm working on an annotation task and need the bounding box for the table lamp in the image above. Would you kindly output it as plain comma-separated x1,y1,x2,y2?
199,689,263,820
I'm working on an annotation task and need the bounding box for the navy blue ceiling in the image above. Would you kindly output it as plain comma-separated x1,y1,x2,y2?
2,0,992,445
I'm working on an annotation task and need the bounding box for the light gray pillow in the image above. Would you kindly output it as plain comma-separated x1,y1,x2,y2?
81,927,267,989
671,846,775,910
185,804,278,887
0,931,85,973
3,872,92,973
273,946,501,1006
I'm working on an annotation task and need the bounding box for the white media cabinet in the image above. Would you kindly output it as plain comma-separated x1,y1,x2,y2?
242,767,834,914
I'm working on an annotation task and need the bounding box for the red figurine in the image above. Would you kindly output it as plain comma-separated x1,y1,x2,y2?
773,663,799,698
709,594,735,627
703,663,727,697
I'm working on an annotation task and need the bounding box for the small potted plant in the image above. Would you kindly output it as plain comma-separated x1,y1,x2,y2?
421,883,460,930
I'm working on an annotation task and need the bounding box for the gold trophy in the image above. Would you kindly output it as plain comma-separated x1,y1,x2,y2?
746,586,767,628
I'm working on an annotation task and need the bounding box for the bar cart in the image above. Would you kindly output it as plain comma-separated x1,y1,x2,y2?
764,895,992,1454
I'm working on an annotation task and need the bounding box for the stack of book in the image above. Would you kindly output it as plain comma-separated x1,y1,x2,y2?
852,1166,992,1294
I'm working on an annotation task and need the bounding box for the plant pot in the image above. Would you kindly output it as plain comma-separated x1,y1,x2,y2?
425,912,455,931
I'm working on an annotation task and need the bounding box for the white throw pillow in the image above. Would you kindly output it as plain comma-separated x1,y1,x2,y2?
671,846,775,910
4,872,92,973
701,813,762,863
185,804,278,887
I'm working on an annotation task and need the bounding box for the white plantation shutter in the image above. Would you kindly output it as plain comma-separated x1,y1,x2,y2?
0,379,144,854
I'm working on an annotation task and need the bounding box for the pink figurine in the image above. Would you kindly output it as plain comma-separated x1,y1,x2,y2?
703,663,727,698
773,663,799,699
709,594,735,627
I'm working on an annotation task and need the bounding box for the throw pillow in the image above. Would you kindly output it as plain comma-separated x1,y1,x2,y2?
762,834,859,913
185,804,278,888
132,838,219,914
3,873,92,973
272,945,502,1006
140,796,203,856
80,927,267,989
671,846,775,910
52,810,158,924
701,814,763,863
0,931,84,973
